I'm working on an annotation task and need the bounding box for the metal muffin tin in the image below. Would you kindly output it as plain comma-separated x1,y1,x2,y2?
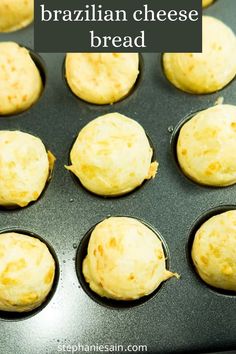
0,0,236,353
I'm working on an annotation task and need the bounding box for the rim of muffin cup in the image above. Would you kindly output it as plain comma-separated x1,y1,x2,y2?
75,215,172,309
0,228,59,321
169,106,236,189
67,129,157,199
187,205,236,297
0,129,54,212
62,53,144,107
0,46,47,118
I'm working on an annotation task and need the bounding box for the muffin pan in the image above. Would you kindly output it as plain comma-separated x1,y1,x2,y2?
0,0,236,353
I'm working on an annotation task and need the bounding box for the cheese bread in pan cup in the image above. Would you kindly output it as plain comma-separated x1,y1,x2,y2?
192,210,236,292
177,104,236,187
0,131,55,208
0,42,43,115
65,53,139,104
202,0,214,7
82,217,179,301
0,232,55,312
66,113,158,197
163,16,236,94
0,0,33,33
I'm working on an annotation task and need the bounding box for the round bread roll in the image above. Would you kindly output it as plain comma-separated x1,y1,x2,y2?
192,210,236,291
83,217,177,300
177,104,236,187
0,0,33,33
163,16,236,94
0,131,52,208
0,232,55,312
202,0,214,7
0,42,42,115
66,113,158,196
65,53,139,104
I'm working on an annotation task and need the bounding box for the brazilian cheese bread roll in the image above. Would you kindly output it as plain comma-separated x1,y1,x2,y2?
177,104,236,187
202,0,214,7
65,53,139,104
83,217,178,300
66,113,158,196
0,42,42,115
0,131,55,208
0,0,33,33
163,16,236,94
192,210,236,292
0,232,55,312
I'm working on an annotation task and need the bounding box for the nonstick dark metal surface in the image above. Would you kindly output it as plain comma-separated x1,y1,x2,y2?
0,1,236,353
